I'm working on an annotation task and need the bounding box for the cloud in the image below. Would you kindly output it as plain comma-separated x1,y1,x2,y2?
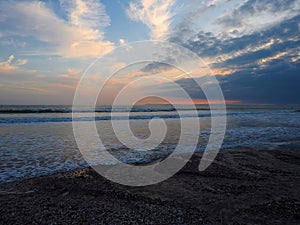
214,0,300,38
67,68,81,76
0,55,55,104
127,0,176,40
170,0,223,41
66,40,114,58
0,0,114,58
182,15,300,66
174,13,300,104
0,54,79,94
7,55,14,64
0,84,49,93
60,0,110,29
0,39,27,48
145,1,300,104
110,62,127,73
217,60,300,104
0,55,29,74
0,55,16,74
140,62,174,74
169,0,300,44
59,68,81,78
174,57,300,104
16,59,28,66
119,39,126,45
0,61,82,105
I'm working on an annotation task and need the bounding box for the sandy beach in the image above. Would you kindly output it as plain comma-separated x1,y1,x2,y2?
1,0,300,224
0,148,299,224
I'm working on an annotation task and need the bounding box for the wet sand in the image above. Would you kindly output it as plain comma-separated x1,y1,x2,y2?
0,148,300,224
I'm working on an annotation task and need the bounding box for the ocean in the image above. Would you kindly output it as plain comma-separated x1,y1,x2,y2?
0,104,300,183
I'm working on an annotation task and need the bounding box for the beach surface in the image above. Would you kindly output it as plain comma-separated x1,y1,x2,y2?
1,149,299,224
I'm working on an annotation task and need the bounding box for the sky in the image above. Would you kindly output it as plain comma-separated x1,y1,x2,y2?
0,0,299,105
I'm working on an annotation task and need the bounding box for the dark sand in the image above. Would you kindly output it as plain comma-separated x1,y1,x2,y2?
1,149,300,224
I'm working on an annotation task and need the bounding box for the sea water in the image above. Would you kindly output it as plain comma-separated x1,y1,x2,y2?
0,104,300,183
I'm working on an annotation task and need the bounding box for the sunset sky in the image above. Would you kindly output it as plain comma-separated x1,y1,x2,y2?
0,0,299,105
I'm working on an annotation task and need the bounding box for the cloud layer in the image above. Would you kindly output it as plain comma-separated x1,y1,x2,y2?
179,12,300,103
0,0,299,104
0,0,114,58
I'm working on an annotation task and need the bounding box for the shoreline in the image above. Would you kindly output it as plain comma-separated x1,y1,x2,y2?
1,148,300,224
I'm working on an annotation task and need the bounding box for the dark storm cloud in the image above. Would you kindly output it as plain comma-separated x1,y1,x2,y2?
140,62,173,74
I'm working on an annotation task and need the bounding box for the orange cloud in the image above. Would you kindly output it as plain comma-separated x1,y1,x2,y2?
59,68,82,78
211,69,235,76
137,97,240,105
0,55,28,74
0,84,50,93
66,40,114,58
1,1,115,58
